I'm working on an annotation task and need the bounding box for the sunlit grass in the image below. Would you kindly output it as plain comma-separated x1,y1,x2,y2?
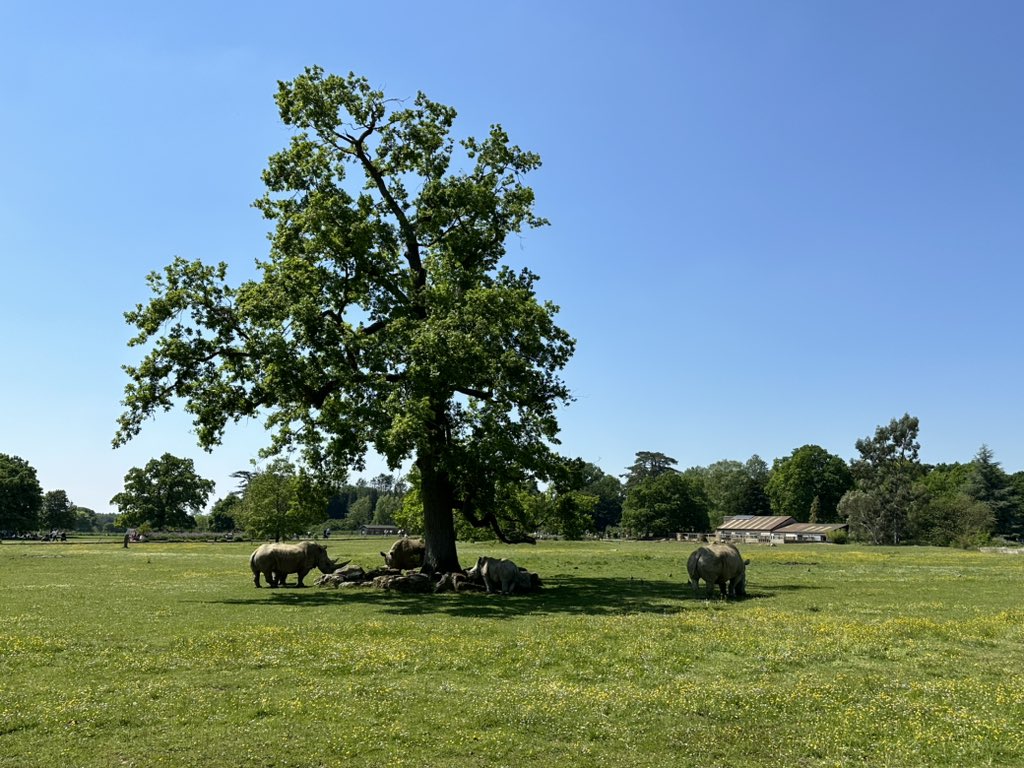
1,539,1023,766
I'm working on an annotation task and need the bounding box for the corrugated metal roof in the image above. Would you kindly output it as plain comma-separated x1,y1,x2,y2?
775,523,848,534
717,515,795,532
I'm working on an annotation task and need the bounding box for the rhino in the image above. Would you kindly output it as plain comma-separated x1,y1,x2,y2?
250,541,340,588
515,568,542,592
688,543,749,599
380,538,425,570
466,556,522,595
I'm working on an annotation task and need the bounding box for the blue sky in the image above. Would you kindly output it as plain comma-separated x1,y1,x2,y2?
2,2,1022,515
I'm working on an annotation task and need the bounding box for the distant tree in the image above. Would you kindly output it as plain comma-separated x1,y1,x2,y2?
94,513,120,533
622,472,709,538
325,483,365,521
394,488,425,536
838,490,885,544
210,493,241,532
623,452,679,489
370,473,409,497
767,445,853,523
73,506,97,533
325,493,349,520
848,414,923,544
372,494,403,525
41,489,77,531
740,455,773,517
964,445,1019,538
808,495,821,524
110,454,214,530
0,454,43,533
237,459,329,541
579,463,624,532
541,490,598,540
908,491,994,547
343,495,374,531
687,460,739,529
1009,471,1024,541
918,462,973,498
230,470,255,492
354,478,381,511
690,457,772,528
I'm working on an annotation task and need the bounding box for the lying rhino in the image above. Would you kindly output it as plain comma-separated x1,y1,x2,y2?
250,541,339,588
466,556,522,595
380,537,425,570
688,543,749,599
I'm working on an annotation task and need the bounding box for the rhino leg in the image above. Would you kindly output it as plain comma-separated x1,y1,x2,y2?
733,575,746,598
295,568,310,587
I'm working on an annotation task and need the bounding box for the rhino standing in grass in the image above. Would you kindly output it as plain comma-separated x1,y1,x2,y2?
687,543,749,599
380,537,425,570
250,541,341,588
467,556,522,595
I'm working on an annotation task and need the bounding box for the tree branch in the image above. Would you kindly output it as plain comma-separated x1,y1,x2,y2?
455,499,536,545
349,142,426,292
361,319,389,336
454,386,492,400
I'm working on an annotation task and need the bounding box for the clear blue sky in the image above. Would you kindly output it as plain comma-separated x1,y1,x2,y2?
2,2,1022,515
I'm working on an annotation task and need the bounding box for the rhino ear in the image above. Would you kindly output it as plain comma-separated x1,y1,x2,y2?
380,552,386,558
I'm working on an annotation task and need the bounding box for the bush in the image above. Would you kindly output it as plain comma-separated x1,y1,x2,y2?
827,529,849,545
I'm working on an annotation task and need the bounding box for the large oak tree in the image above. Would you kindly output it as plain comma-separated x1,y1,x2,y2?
0,453,43,533
115,68,574,573
110,453,214,530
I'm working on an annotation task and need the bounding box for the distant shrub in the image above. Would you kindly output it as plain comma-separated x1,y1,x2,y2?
828,529,849,545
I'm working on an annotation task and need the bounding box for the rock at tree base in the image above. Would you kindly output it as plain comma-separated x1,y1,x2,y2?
314,565,542,594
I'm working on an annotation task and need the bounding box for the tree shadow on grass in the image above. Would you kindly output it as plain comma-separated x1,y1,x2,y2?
202,576,820,618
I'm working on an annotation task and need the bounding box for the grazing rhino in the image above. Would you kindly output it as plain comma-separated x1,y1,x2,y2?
250,541,340,588
466,556,522,595
380,538,425,570
688,543,749,599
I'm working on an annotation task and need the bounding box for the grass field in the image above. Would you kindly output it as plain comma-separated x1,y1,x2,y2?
2,538,1023,767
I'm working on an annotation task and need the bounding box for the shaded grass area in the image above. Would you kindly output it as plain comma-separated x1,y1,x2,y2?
2,539,1023,766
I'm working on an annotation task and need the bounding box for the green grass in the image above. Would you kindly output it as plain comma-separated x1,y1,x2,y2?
2,539,1023,767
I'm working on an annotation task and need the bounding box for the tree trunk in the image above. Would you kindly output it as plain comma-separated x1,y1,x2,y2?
417,456,462,574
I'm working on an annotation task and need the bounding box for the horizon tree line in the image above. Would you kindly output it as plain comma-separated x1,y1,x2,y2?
4,413,1022,547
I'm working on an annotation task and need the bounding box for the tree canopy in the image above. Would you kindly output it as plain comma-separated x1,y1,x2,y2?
209,493,241,532
686,455,772,528
766,445,853,523
578,462,624,533
110,453,214,530
114,68,574,572
41,489,77,531
0,453,43,533
235,459,330,541
621,471,709,539
623,451,679,488
965,444,1020,538
846,414,923,544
